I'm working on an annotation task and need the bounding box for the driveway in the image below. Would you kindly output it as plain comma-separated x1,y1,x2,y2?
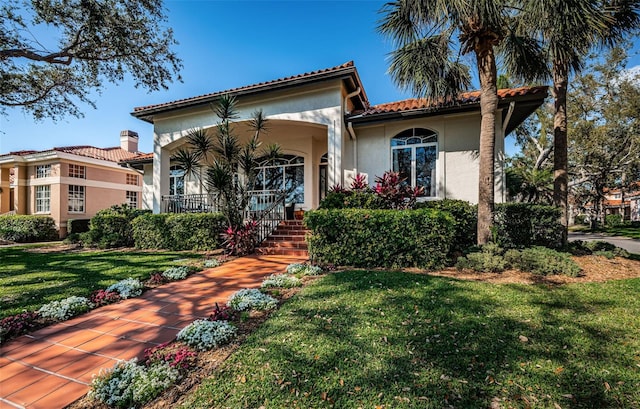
568,231,640,254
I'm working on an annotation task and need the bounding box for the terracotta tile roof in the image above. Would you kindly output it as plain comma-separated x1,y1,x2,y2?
132,61,366,118
1,146,143,163
356,86,548,116
120,152,153,163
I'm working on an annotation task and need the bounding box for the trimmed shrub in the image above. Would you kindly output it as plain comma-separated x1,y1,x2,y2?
504,247,582,277
416,199,477,252
567,240,630,259
305,208,455,269
494,203,563,249
131,213,171,249
455,243,507,273
166,213,225,250
83,204,149,248
0,215,58,242
605,214,623,227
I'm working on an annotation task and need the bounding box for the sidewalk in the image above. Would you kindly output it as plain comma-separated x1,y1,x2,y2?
0,254,306,409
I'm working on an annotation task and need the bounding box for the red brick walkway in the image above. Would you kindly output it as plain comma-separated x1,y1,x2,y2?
0,254,305,409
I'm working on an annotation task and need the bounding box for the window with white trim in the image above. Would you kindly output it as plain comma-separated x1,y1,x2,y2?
391,128,437,197
35,185,50,213
169,166,185,196
254,154,304,204
36,164,51,178
126,191,138,208
68,185,85,213
68,164,86,179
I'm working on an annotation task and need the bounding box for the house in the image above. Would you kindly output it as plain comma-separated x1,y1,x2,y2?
0,131,145,237
572,183,640,224
125,61,547,214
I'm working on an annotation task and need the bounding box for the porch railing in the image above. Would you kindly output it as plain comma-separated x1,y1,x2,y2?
248,190,286,244
161,194,220,214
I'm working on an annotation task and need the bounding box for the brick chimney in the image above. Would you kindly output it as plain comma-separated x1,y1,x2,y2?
120,130,139,153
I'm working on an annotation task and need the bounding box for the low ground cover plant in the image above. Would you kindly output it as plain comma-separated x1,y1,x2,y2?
106,278,144,299
162,266,191,281
143,342,197,371
0,312,40,342
227,289,278,311
261,273,302,288
203,258,221,268
456,244,582,276
89,289,121,307
176,319,237,351
568,240,631,259
286,263,323,276
38,296,92,321
89,358,181,408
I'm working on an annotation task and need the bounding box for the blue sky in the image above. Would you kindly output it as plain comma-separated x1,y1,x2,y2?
1,0,639,156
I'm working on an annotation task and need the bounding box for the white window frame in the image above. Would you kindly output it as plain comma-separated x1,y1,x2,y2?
36,164,51,179
254,154,305,204
68,185,85,213
68,164,86,179
391,128,438,197
169,165,185,196
35,185,51,213
126,191,138,208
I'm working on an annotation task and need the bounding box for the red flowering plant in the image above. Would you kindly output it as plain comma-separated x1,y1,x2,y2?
209,302,236,322
89,289,122,307
0,312,41,342
222,220,257,256
143,342,197,371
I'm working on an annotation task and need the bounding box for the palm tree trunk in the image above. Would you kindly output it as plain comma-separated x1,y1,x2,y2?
552,63,569,244
476,46,499,245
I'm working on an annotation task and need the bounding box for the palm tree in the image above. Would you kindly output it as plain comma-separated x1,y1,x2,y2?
516,0,640,243
378,0,544,245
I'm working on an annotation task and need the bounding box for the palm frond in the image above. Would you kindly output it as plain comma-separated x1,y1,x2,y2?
205,160,232,194
172,148,201,179
212,94,239,121
499,33,550,83
185,128,214,163
249,109,269,136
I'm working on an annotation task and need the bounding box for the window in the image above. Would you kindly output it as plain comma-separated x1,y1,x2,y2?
36,164,51,178
169,166,185,196
68,185,85,213
68,164,86,179
391,128,437,197
126,191,138,208
35,185,50,213
126,173,139,185
254,155,304,204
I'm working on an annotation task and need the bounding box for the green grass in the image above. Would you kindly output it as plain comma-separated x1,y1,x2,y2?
0,245,201,318
571,224,640,239
182,271,640,409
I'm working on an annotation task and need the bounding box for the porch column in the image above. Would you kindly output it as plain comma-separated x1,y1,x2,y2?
0,167,10,213
328,119,343,187
152,143,170,214
14,165,27,214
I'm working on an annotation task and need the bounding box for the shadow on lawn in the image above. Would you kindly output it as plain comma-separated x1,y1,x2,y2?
190,271,638,409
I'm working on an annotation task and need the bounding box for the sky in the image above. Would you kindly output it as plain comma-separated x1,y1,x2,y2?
1,0,639,157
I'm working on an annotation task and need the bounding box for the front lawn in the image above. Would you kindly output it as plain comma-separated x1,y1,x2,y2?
571,224,640,239
0,245,201,318
181,270,640,408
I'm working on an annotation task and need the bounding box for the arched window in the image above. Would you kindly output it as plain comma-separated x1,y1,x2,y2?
254,154,304,204
169,165,185,196
391,128,437,197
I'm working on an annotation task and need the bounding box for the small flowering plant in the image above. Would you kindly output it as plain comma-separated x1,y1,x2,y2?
143,342,197,371
38,296,92,321
106,278,144,299
261,273,302,289
203,258,221,268
209,302,236,322
148,272,167,285
176,319,237,351
89,358,180,408
0,312,40,342
286,263,323,276
90,289,122,307
227,289,278,311
162,266,190,281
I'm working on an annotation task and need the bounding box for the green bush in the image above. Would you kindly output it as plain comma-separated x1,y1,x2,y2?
574,214,588,225
0,215,58,242
416,199,477,252
455,243,507,272
305,208,455,269
567,240,630,259
132,213,225,250
494,203,563,249
131,214,171,249
504,246,581,277
166,213,225,250
319,190,383,210
67,218,91,235
605,214,623,227
83,204,150,248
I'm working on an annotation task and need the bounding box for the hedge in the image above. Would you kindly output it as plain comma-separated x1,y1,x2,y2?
416,199,477,253
67,219,91,235
132,213,225,250
304,208,455,269
494,203,564,248
82,205,150,248
0,215,58,242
